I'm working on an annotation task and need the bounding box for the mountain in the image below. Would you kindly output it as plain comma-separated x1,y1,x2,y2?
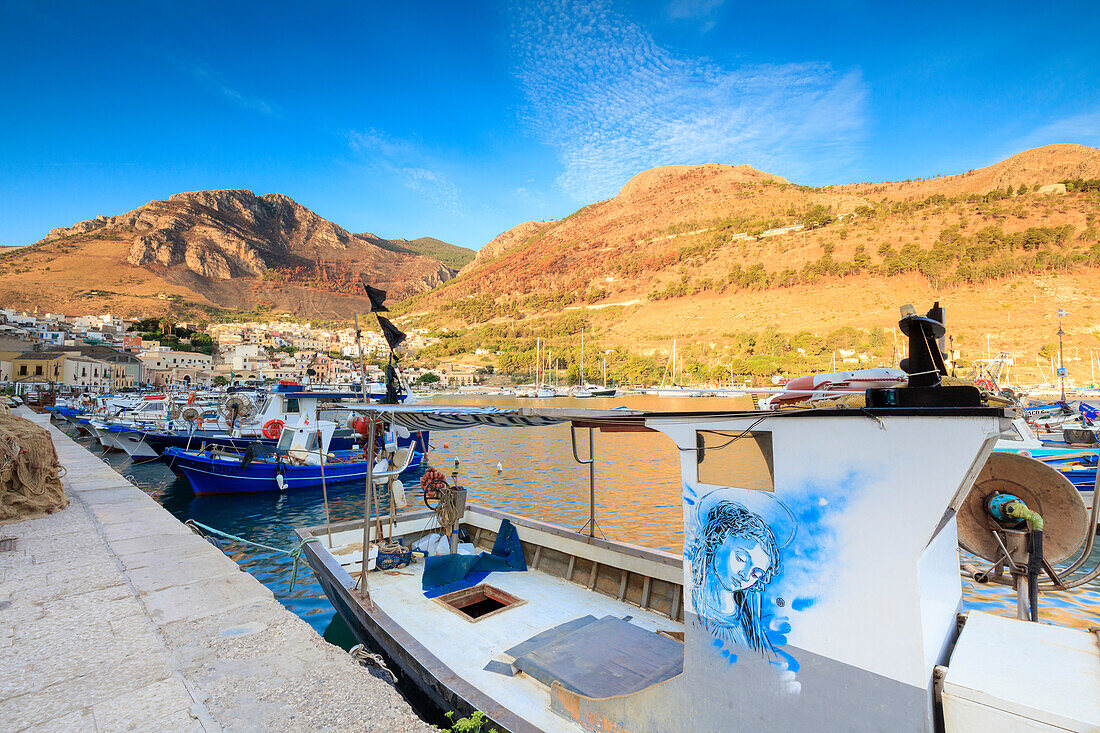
0,189,473,319
400,144,1100,383
459,220,554,275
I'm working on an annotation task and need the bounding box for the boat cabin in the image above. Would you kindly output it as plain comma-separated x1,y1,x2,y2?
251,388,363,428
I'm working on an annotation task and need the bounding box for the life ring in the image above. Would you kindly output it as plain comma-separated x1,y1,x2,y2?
262,419,285,440
187,392,196,405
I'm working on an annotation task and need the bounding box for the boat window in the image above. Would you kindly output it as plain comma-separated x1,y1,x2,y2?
284,398,300,413
277,429,295,450
695,430,774,492
306,432,320,451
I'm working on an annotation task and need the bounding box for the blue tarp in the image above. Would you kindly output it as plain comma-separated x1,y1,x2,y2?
422,517,527,591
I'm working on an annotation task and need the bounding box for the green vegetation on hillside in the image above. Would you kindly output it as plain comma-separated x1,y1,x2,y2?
411,312,911,384
646,221,1093,300
400,237,476,270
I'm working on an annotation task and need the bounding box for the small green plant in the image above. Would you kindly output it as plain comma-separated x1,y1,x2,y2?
442,710,498,733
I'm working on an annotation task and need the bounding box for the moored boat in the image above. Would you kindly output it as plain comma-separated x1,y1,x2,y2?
166,414,419,495
296,305,1100,732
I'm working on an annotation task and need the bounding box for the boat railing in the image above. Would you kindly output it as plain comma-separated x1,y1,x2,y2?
370,445,416,480
569,424,599,538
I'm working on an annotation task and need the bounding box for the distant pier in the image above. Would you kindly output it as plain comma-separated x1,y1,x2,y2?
0,408,433,732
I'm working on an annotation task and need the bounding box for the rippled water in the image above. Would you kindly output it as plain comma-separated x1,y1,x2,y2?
58,395,1100,638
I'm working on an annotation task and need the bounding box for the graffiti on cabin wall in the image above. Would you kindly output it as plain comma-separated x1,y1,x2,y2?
688,499,782,651
684,474,860,695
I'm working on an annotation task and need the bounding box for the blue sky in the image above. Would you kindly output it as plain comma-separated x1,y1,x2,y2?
1,1,1097,250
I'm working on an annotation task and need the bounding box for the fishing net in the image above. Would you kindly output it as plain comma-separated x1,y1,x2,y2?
0,415,68,523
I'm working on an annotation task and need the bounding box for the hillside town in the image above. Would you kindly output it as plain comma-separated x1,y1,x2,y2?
0,308,483,394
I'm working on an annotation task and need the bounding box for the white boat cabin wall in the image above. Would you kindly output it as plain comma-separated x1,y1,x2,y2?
550,410,1010,733
248,389,359,433
276,414,338,465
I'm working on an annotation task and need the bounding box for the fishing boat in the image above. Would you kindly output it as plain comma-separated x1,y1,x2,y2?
96,383,424,464
297,307,1100,733
165,413,420,495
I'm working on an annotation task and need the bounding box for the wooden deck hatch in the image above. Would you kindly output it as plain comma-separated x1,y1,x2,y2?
436,584,524,621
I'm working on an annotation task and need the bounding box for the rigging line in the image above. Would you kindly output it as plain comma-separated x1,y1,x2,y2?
674,414,773,453
184,519,321,591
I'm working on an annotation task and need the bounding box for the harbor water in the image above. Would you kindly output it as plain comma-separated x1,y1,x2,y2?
58,395,1100,642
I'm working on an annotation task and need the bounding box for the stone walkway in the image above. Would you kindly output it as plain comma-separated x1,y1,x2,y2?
0,410,435,732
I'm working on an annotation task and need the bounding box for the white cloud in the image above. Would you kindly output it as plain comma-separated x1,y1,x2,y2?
347,128,419,159
664,0,724,30
184,61,277,116
508,0,867,199
401,167,462,213
665,0,725,19
346,129,464,214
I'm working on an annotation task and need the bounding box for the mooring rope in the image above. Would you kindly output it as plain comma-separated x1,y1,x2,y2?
185,519,321,591
349,644,397,683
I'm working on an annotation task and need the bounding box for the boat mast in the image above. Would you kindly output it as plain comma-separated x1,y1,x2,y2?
580,328,584,387
1057,309,1066,401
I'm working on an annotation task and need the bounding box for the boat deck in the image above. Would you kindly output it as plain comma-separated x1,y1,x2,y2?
307,507,687,733
363,559,683,732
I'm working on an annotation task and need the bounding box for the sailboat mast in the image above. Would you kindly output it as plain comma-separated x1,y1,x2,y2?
673,339,677,386
581,328,584,386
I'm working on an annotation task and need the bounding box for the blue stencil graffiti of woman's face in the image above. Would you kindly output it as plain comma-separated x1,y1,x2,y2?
714,533,773,593
689,500,781,654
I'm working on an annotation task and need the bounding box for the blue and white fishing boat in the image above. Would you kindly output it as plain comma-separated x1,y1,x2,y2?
165,413,418,495
295,304,1100,733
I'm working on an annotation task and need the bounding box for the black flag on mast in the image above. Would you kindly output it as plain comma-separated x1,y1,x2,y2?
377,316,406,351
364,284,389,313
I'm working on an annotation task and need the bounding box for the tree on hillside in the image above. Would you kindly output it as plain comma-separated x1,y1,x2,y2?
416,373,440,385
129,317,161,333
801,204,835,230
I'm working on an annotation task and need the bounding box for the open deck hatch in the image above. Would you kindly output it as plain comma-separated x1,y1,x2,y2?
436,584,524,621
